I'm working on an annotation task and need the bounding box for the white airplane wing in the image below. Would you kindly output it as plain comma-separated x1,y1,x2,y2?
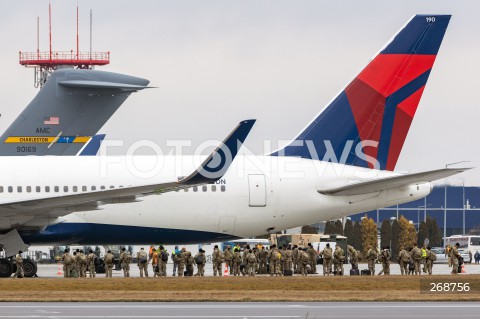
0,119,255,218
317,167,471,196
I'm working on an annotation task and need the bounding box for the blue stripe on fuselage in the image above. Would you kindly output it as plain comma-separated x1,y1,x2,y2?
19,223,240,245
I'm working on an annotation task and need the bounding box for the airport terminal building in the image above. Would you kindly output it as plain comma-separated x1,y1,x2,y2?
346,186,480,236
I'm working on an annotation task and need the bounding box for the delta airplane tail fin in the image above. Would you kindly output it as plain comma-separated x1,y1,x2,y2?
273,15,451,171
0,69,150,156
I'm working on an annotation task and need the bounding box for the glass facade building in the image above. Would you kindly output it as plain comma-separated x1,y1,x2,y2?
347,186,480,236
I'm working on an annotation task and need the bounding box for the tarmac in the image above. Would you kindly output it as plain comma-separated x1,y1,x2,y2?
0,302,479,318
36,261,479,278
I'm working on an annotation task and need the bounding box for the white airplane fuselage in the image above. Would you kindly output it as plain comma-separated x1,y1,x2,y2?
0,155,431,245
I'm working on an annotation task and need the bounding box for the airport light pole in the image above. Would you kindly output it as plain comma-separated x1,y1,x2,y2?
444,161,470,246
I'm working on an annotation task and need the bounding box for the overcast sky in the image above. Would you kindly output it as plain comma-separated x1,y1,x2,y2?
0,0,479,185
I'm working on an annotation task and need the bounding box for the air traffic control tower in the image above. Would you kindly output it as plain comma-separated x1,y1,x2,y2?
18,3,110,88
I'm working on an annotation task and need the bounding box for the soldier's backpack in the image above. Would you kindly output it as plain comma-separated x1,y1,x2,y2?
412,248,422,260
218,252,225,263
194,255,203,265
138,251,148,263
301,252,310,263
125,253,133,263
234,253,242,263
323,248,332,260
187,255,194,266
80,254,87,264
270,251,279,261
401,251,410,263
429,251,437,262
105,254,114,264
161,251,169,262
247,254,256,263
64,254,73,265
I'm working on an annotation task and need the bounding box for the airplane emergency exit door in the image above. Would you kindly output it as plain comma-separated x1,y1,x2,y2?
248,174,266,207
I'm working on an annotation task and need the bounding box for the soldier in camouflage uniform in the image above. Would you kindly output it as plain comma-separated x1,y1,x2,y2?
284,245,293,273
78,250,87,278
13,251,24,278
232,246,242,276
212,245,223,276
87,249,96,278
299,248,310,276
333,244,345,275
269,245,282,276
292,245,299,273
194,249,206,276
259,246,268,274
176,248,186,277
245,249,257,276
322,243,333,276
425,246,436,275
62,249,73,278
159,246,168,277
119,248,131,277
137,247,149,278
378,247,391,275
347,245,358,270
366,245,378,275
241,245,250,276
450,243,461,275
410,243,422,275
104,250,114,278
397,246,410,275
307,243,318,274
253,247,260,274
224,246,234,275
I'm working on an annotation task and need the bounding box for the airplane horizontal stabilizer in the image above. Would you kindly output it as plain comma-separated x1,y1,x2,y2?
318,167,471,196
59,80,153,91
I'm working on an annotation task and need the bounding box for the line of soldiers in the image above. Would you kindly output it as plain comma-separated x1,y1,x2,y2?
61,248,100,278
365,243,439,276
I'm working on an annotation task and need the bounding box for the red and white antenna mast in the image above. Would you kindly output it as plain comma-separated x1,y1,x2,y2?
19,2,110,88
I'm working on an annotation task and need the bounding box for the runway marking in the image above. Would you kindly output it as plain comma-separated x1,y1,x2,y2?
0,318,294,319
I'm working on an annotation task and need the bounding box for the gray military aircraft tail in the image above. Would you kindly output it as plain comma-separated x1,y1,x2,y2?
0,68,150,156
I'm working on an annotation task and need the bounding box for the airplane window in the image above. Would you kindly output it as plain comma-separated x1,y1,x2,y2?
101,186,106,190
82,186,87,192
110,185,115,189
26,186,31,193
45,186,50,192
221,185,226,192
202,185,207,192
0,186,3,193
36,186,41,192
73,186,78,192
193,186,198,192
211,185,216,192
64,186,68,192
8,186,13,193
91,186,96,191
54,186,59,192
17,186,22,193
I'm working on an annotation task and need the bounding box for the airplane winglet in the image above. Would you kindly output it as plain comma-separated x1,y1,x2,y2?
180,119,256,185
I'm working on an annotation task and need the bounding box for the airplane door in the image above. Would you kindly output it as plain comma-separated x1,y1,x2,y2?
248,174,266,207
218,216,236,234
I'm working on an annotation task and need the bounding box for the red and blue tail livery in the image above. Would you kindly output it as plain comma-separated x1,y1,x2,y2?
273,15,451,171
